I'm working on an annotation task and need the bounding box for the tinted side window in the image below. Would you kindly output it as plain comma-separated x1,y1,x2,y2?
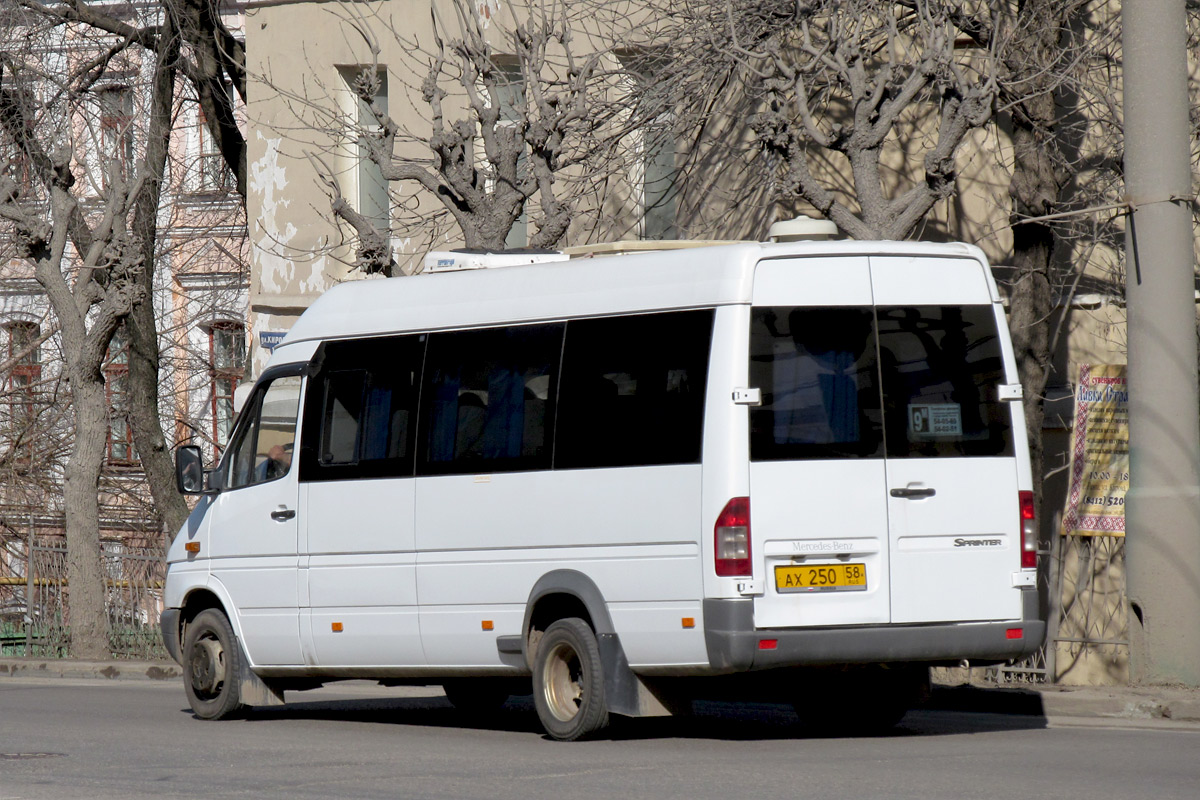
321,370,365,465
876,305,1013,458
418,323,563,475
300,335,425,481
224,375,302,489
556,309,713,469
749,307,884,460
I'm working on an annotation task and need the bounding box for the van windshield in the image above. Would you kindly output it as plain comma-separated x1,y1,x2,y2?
750,305,1013,460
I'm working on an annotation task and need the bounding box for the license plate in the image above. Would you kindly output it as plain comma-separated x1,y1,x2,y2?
775,563,867,593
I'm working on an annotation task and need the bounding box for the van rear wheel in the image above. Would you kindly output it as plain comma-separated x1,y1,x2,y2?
532,618,609,741
183,609,244,720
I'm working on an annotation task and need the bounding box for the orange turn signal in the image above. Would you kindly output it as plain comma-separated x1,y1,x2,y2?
184,542,200,553
331,622,344,632
682,617,695,629
481,620,494,631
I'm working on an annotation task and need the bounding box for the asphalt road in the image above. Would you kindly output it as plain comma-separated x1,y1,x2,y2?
1,677,1198,800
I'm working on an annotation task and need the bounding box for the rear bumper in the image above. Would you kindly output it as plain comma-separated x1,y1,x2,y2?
159,608,183,666
703,593,1046,672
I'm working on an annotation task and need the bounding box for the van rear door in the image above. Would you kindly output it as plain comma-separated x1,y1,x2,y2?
748,257,892,629
870,256,1022,624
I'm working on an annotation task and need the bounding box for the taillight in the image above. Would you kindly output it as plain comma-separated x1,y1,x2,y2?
1019,491,1037,569
715,496,751,577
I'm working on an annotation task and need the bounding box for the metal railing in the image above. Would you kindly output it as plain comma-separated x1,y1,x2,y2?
990,533,1128,686
0,539,167,660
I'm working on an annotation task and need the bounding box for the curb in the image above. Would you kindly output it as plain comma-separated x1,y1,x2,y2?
0,658,181,682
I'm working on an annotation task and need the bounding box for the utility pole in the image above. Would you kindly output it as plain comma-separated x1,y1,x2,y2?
1122,0,1200,686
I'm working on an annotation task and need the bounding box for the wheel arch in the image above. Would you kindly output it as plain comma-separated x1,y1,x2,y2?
520,570,654,720
179,581,247,657
177,585,284,710
521,569,616,647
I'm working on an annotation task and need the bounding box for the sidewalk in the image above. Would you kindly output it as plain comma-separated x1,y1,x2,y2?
927,681,1200,724
4,656,1200,724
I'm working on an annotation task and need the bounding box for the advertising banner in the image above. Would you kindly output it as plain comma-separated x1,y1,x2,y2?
1061,364,1128,536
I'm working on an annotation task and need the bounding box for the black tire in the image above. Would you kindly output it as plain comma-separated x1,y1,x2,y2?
442,678,512,713
531,618,609,741
182,609,245,720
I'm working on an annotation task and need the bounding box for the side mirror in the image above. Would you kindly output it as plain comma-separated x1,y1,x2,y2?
175,445,207,494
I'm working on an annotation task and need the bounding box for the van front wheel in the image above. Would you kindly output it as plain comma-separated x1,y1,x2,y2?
532,618,609,741
183,609,244,720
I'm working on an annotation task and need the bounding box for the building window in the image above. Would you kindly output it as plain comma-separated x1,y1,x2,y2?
4,321,41,465
104,330,136,465
195,83,235,193
195,110,232,192
2,140,32,195
340,67,390,234
96,86,133,187
209,322,245,451
492,62,527,248
618,52,678,240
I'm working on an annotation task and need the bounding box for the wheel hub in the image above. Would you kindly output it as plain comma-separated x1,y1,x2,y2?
543,642,584,722
189,637,226,696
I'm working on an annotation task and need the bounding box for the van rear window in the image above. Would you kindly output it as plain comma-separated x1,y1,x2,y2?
876,305,1013,458
750,305,1013,460
750,307,884,460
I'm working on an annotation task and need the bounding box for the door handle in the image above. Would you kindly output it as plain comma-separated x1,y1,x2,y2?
270,506,296,521
890,487,936,499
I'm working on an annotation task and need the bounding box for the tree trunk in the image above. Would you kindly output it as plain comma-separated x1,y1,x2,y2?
1003,2,1072,513
62,376,111,659
1007,208,1054,509
128,14,189,540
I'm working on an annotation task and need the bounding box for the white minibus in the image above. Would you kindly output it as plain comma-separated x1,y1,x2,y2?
162,240,1043,740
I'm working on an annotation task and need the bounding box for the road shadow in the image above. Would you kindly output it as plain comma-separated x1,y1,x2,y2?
185,687,1048,742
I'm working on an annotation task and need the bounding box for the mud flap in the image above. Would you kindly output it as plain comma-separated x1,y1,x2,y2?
235,635,285,708
597,633,684,718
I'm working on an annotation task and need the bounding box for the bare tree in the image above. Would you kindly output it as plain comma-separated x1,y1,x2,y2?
941,1,1097,510
0,7,186,656
266,0,639,274
20,1,246,196
12,1,249,543
656,1,1000,240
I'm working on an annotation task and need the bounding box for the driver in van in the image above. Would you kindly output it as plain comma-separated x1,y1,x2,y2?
259,443,293,481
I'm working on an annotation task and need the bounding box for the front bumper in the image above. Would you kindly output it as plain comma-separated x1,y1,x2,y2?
159,608,183,665
703,594,1046,672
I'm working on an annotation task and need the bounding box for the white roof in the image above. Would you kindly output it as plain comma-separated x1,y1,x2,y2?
270,240,986,362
